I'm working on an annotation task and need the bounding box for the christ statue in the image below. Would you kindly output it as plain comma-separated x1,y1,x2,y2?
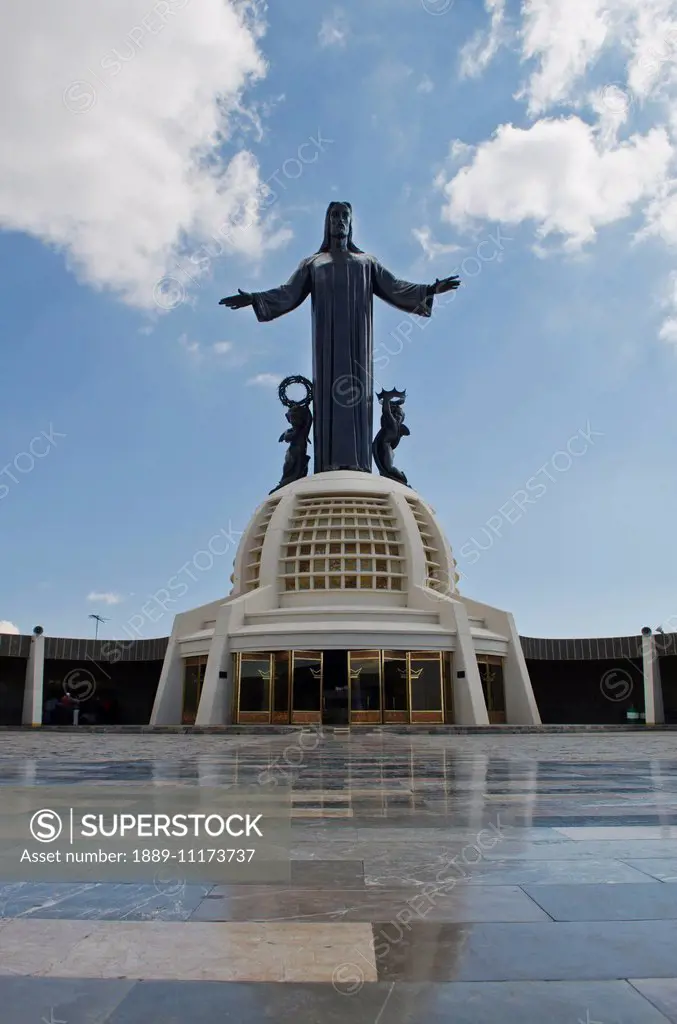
220,201,459,475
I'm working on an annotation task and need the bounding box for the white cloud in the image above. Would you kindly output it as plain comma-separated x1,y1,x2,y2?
412,226,461,260
511,1,677,114
417,75,434,94
439,0,677,341
179,333,201,357
319,9,348,48
179,335,237,361
247,373,279,387
0,0,292,309
587,85,631,148
441,119,672,251
432,0,677,342
658,272,677,344
517,0,611,114
460,0,508,79
0,621,20,634
87,591,124,605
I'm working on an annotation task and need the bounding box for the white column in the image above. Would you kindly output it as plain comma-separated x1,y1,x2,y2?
448,599,490,725
150,624,184,725
643,631,664,725
21,632,45,726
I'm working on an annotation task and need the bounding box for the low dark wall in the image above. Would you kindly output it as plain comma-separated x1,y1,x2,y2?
527,657,644,724
0,656,28,726
3,631,677,727
43,659,163,726
658,655,677,724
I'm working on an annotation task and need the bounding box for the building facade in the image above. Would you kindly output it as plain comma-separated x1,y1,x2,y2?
2,627,675,728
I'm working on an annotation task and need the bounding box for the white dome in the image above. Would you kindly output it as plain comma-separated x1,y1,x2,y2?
230,471,459,605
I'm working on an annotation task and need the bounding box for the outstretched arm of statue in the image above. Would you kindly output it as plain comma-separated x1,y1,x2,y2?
430,275,461,295
219,289,253,309
373,260,459,318
220,260,311,323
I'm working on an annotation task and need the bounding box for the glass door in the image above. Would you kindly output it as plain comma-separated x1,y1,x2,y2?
443,652,454,723
349,651,381,724
291,651,322,724
323,650,349,725
478,656,506,723
183,656,207,724
409,651,444,724
383,651,408,723
237,653,272,723
272,651,291,724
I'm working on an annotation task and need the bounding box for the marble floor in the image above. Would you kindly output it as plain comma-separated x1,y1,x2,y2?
3,731,677,1021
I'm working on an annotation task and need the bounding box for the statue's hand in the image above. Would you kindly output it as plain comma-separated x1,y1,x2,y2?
433,275,461,294
219,288,253,309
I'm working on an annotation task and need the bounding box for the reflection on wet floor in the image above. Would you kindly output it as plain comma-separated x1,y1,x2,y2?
2,732,677,1021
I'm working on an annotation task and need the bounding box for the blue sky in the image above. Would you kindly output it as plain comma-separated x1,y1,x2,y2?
2,0,677,640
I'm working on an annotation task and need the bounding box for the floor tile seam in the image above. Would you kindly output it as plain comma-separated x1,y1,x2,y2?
1,917,376,934
626,979,677,1023
515,886,558,922
617,860,672,882
10,920,104,978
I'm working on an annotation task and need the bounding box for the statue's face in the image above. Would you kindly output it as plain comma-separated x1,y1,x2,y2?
329,204,351,239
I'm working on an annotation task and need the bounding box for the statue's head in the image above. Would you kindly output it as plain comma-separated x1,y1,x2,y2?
318,202,362,252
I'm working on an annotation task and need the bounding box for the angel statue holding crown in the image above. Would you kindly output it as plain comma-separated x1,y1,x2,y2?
220,201,459,475
373,388,410,486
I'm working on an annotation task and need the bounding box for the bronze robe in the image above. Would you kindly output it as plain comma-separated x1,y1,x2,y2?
252,250,432,474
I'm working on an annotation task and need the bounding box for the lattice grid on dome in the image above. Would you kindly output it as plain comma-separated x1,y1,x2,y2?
279,494,405,593
406,497,447,592
243,499,280,592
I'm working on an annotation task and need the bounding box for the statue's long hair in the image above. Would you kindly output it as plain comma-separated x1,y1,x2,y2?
317,201,363,253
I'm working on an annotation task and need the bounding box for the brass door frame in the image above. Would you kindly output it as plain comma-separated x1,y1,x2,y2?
231,652,239,723
443,651,454,724
232,649,452,726
236,652,273,724
477,655,506,723
348,650,381,724
382,650,409,724
183,655,208,725
408,651,444,724
271,650,292,725
291,650,323,724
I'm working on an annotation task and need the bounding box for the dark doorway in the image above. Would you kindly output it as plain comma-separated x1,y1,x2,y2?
322,649,349,725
